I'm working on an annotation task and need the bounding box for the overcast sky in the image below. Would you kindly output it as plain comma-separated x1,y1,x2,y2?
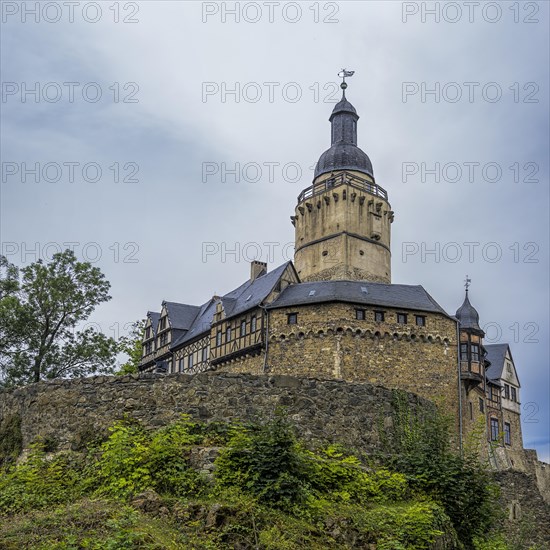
1,1,548,461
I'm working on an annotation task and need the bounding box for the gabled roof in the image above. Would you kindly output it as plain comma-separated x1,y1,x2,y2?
170,299,217,349
221,261,293,318
147,311,160,336
485,343,515,382
170,262,294,350
267,280,450,316
162,301,201,331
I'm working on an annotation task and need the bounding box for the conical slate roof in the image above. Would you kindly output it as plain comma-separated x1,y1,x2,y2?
455,292,482,332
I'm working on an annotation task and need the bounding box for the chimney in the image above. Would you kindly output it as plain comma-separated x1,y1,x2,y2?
250,260,267,281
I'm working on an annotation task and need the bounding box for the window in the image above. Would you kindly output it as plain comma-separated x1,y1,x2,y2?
240,320,247,337
202,347,208,363
146,327,151,339
178,358,184,372
287,313,298,325
504,422,511,445
374,311,385,322
479,397,485,413
226,326,232,342
145,342,152,355
511,387,517,402
251,316,257,332
471,344,480,362
188,354,194,370
490,417,499,442
460,343,468,360
216,330,222,347
469,402,473,420
415,315,426,327
159,317,166,330
397,313,407,324
356,309,366,320
159,333,167,346
504,384,510,399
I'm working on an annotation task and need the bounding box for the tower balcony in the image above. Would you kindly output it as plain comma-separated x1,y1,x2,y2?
297,171,388,204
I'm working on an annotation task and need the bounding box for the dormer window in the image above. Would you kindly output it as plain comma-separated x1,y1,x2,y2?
159,333,167,346
145,327,151,339
159,317,167,331
145,342,152,355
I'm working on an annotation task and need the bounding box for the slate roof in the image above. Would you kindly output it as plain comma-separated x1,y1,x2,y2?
455,292,482,332
170,262,294,349
268,280,450,316
315,144,374,179
330,96,357,118
147,311,160,336
163,301,201,331
315,91,374,180
485,343,511,382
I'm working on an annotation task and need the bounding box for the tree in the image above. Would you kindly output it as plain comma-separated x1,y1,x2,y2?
0,251,118,387
115,319,146,375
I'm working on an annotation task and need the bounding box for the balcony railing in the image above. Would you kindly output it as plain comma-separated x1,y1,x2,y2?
297,171,388,204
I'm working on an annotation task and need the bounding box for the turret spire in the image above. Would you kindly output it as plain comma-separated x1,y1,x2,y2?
314,69,374,179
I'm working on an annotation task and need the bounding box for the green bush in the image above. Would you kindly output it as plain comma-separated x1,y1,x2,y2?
215,414,311,510
89,419,153,499
381,391,500,549
306,444,408,504
0,441,83,514
89,416,204,499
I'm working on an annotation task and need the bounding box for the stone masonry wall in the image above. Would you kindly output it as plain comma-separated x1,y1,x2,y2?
0,372,432,454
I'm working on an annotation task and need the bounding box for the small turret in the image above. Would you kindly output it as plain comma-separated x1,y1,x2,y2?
457,278,486,390
456,291,483,335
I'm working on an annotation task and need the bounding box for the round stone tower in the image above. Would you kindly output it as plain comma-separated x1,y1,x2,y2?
292,81,393,283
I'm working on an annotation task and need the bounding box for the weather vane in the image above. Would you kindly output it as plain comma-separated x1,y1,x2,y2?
464,275,471,292
338,69,355,91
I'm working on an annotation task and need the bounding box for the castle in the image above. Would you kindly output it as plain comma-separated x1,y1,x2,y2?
139,77,526,464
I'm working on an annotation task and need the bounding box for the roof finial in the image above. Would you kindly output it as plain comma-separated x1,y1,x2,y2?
464,275,471,292
338,69,355,97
